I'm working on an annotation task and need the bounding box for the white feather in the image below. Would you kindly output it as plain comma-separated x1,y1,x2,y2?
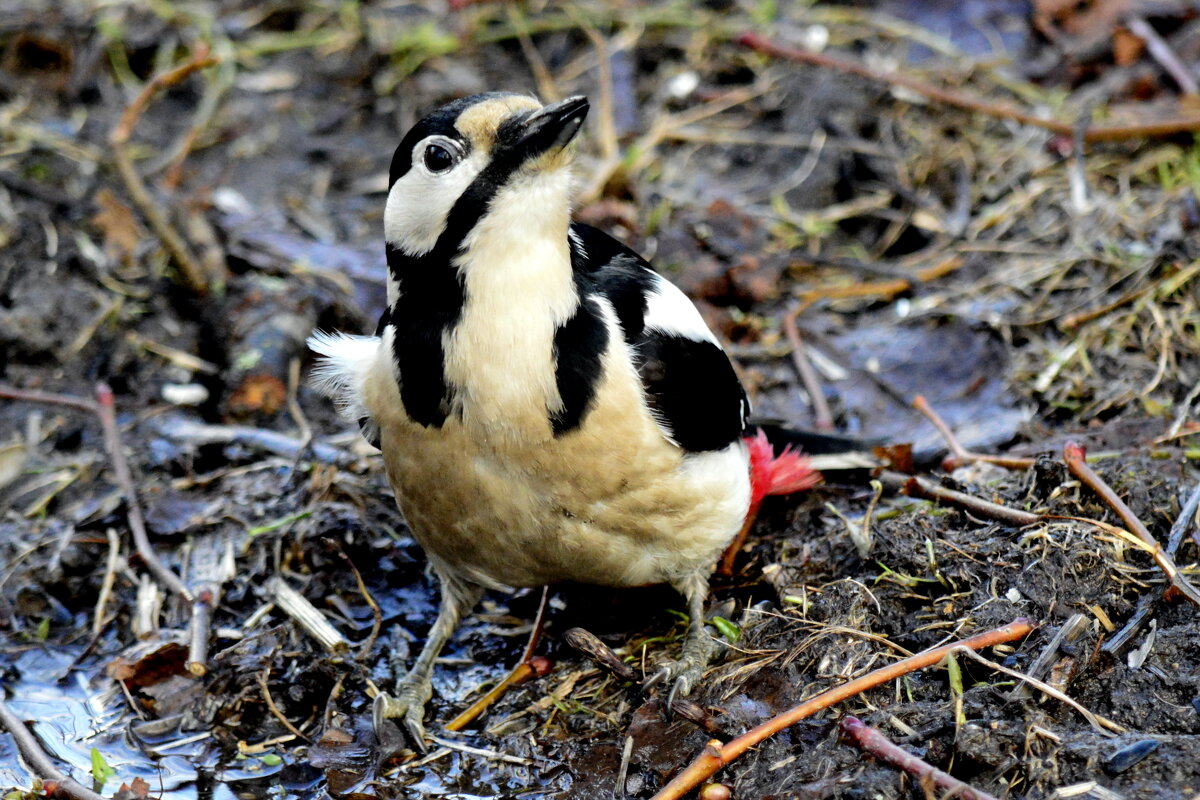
307,330,380,423
644,274,720,346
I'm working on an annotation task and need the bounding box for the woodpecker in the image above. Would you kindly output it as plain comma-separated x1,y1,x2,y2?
309,92,819,746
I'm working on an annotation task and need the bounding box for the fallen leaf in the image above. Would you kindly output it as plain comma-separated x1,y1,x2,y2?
90,188,143,267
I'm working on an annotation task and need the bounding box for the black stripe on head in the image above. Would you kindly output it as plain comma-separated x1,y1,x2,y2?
385,93,529,428
551,291,608,436
387,93,509,189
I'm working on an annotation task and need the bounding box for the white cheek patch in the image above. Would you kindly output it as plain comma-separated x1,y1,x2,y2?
383,147,488,257
644,274,720,346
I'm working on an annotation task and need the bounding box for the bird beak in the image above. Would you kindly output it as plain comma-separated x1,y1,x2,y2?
516,95,589,158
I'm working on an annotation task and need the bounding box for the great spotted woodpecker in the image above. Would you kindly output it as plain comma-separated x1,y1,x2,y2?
309,93,820,746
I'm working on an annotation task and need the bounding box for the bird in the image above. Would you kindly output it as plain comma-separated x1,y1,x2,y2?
308,92,821,747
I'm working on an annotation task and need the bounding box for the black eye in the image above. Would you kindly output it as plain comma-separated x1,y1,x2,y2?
424,144,455,172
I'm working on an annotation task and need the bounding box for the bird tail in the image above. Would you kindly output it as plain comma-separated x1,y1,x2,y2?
746,428,822,508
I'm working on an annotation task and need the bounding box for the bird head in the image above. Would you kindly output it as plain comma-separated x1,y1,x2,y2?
383,93,589,263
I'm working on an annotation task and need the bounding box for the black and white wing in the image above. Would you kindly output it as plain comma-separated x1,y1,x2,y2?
569,223,748,452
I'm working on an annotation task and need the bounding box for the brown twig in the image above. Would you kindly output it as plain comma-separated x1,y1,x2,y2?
443,656,552,732
840,716,999,800
650,618,1034,799
737,32,1200,143
257,667,311,742
912,395,1035,471
186,590,213,676
109,45,217,295
1063,442,1200,606
0,698,106,800
444,587,553,731
520,585,551,665
782,310,834,431
95,383,192,602
887,472,1042,527
328,543,383,661
0,384,98,414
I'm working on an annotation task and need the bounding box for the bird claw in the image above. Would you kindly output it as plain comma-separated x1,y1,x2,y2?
648,650,709,709
372,677,433,752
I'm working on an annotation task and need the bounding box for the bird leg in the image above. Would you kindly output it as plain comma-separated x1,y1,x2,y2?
373,569,482,750
650,571,716,705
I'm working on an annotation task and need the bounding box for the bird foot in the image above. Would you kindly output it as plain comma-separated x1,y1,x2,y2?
372,675,433,752
647,635,715,708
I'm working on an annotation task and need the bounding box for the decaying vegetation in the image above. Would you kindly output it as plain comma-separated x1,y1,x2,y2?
1,2,1199,798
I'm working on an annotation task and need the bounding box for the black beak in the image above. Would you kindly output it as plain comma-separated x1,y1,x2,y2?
517,95,589,157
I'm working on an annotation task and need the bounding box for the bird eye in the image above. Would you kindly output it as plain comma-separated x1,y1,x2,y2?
423,144,456,173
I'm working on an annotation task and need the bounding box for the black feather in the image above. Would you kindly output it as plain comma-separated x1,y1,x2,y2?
564,224,747,451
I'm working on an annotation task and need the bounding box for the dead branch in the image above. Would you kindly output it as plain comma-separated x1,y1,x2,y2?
0,384,98,414
737,32,1200,143
95,383,192,602
266,577,349,653
650,618,1034,799
109,45,218,295
0,698,106,800
1166,480,1200,558
885,472,1042,527
783,310,834,431
444,587,553,731
258,668,311,742
840,716,999,800
912,395,1035,471
187,590,213,676
443,656,552,733
1063,442,1200,606
328,543,383,661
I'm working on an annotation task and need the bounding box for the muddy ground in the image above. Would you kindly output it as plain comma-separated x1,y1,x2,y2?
1,2,1200,799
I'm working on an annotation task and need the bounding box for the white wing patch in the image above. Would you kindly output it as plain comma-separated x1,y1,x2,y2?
307,330,381,424
643,274,720,346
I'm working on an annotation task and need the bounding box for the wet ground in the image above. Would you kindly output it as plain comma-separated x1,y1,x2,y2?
2,1,1200,798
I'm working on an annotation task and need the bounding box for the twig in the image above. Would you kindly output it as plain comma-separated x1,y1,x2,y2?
1005,613,1088,702
186,589,213,676
0,384,97,414
148,416,357,468
443,657,552,732
650,619,1034,799
1063,442,1200,607
95,383,192,602
257,668,311,742
266,577,349,653
520,585,551,665
840,716,999,800
954,646,1123,735
0,698,106,800
782,310,834,431
329,543,382,661
1166,480,1200,558
887,473,1042,527
912,395,1034,471
1125,15,1199,96
109,45,218,295
1104,482,1200,656
736,32,1200,143
92,529,121,638
444,588,553,731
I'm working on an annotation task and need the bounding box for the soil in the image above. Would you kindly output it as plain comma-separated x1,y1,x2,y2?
1,2,1199,799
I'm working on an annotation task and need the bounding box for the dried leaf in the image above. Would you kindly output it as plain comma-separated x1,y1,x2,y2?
90,188,143,267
